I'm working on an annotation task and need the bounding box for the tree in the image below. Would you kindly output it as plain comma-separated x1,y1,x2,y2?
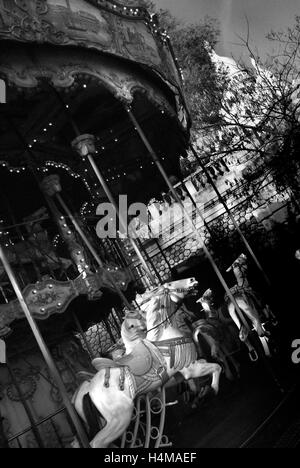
139,0,222,128
189,17,300,208
141,3,300,206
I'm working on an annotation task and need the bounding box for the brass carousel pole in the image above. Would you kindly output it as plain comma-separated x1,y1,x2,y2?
72,312,95,360
149,229,173,275
0,247,90,449
189,144,272,287
71,134,158,287
136,237,163,284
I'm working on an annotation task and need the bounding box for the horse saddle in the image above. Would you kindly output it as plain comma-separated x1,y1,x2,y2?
76,371,97,383
225,285,255,301
92,358,120,372
92,342,155,377
116,341,154,377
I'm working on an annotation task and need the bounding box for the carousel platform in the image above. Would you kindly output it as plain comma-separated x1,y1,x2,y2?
163,360,300,448
243,380,300,448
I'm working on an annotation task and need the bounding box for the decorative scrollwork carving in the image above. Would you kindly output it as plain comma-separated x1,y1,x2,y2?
14,0,29,13
11,17,66,44
0,0,184,106
6,367,40,402
36,0,48,16
121,389,172,448
0,264,131,337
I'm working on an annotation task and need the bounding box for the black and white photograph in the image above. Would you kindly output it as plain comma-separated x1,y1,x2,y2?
0,0,299,451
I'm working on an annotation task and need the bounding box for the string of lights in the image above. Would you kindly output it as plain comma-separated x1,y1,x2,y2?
87,1,172,44
89,1,145,19
85,1,185,83
0,156,164,185
1,73,174,186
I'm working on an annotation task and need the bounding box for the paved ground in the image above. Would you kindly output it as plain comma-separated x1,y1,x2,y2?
163,351,300,448
244,381,300,448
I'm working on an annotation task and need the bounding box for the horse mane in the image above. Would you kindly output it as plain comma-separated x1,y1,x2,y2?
144,293,181,338
151,296,166,329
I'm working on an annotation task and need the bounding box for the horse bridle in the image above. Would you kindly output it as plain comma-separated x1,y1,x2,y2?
137,286,196,307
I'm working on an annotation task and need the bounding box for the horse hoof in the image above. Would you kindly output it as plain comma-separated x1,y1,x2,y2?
191,386,216,408
261,325,271,338
70,438,81,449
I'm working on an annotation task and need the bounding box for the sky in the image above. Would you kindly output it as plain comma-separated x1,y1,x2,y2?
153,0,300,61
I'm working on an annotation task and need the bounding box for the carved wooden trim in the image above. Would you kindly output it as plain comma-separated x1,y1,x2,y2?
0,266,131,337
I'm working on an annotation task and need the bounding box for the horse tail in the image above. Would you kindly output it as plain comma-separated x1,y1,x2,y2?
82,393,106,440
193,328,207,359
193,328,200,346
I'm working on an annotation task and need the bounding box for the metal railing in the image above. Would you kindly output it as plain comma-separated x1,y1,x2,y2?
7,407,75,449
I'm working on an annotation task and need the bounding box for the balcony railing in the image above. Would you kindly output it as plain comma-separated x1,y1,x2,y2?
7,407,75,449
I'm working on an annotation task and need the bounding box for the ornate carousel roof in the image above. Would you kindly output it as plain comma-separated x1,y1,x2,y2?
0,0,190,208
0,0,185,97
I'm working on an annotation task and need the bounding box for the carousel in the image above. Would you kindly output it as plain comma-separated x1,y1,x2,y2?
0,0,295,450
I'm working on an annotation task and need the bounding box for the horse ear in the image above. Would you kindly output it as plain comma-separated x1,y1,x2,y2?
226,266,232,273
123,309,131,319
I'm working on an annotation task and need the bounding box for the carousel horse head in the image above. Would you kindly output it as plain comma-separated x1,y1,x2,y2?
163,278,199,298
121,309,147,343
197,288,215,312
91,310,147,371
136,277,199,310
226,253,248,273
135,278,199,340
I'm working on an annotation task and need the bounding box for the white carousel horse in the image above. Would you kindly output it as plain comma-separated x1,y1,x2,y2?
135,279,221,391
193,289,240,380
72,278,222,448
225,254,274,360
135,279,222,403
72,310,147,448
